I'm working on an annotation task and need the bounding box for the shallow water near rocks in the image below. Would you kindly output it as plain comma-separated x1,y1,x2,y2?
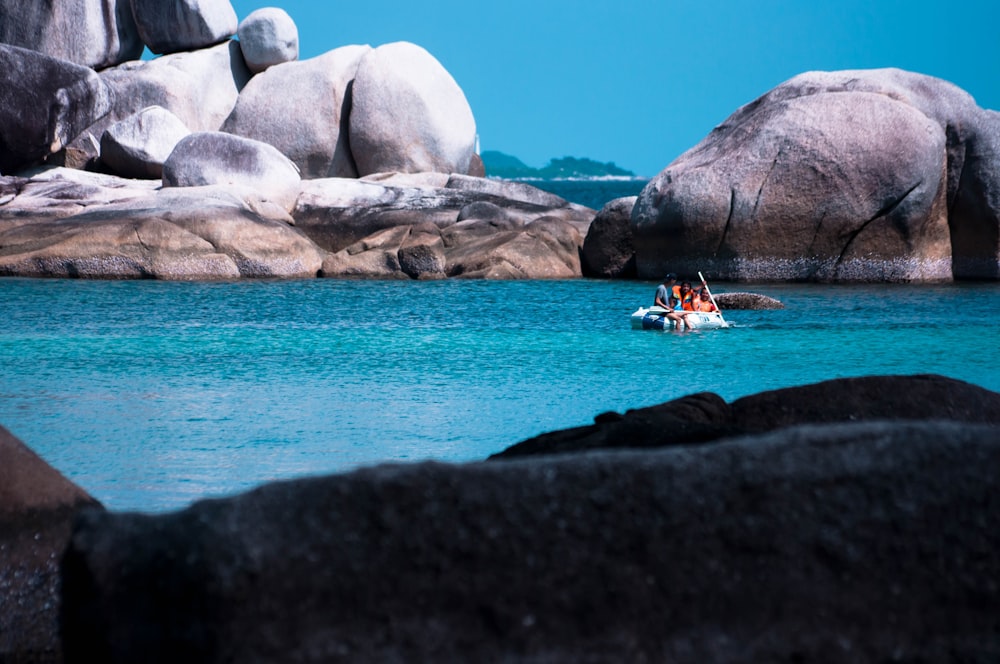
1,277,998,513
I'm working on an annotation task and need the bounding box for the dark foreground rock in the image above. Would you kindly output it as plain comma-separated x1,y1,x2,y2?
493,374,1000,458
0,425,100,664
62,419,1000,662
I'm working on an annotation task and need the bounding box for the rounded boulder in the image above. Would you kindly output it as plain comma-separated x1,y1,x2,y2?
162,132,301,211
100,106,192,179
223,45,370,179
349,42,476,176
236,7,299,73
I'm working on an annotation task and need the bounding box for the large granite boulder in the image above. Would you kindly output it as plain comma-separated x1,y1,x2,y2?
493,374,1000,458
0,0,143,69
236,7,299,73
129,0,238,55
222,45,370,179
0,425,101,663
100,106,192,179
349,42,477,176
0,45,112,173
0,168,322,279
633,68,1000,282
163,132,302,212
581,195,637,278
294,174,594,279
61,419,1000,662
67,40,251,164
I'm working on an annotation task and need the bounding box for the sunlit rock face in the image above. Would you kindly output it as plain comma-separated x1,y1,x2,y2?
162,131,302,213
633,68,1000,282
348,42,477,177
236,7,299,73
222,45,371,179
100,106,192,179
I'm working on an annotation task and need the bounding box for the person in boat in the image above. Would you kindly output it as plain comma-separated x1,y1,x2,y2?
677,281,696,311
694,290,719,312
667,294,693,330
653,274,677,309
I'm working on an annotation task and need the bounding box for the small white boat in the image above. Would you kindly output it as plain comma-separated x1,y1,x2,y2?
631,306,729,331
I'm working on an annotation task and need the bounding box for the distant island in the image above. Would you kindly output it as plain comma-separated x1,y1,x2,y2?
481,151,636,180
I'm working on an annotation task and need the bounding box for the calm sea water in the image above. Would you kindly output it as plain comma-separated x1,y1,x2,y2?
2,277,998,513
514,178,650,210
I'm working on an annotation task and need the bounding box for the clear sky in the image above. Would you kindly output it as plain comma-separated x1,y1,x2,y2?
231,0,999,177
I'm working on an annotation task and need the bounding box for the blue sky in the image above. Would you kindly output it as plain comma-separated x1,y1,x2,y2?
231,0,999,177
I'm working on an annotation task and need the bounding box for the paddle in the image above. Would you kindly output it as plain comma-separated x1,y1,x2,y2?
698,271,729,328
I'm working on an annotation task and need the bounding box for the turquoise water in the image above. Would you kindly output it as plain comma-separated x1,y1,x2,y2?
1,277,998,513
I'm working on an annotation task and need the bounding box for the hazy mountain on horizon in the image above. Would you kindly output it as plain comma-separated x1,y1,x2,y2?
481,150,636,180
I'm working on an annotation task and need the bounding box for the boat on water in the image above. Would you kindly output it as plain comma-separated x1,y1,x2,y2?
630,306,729,331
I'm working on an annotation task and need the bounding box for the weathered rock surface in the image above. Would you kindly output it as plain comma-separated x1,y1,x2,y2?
493,374,1000,458
61,417,1000,662
236,7,299,73
632,68,1000,282
163,132,302,212
294,174,594,279
100,106,192,179
0,0,143,69
67,40,251,165
222,45,370,179
349,42,477,176
581,195,637,278
0,168,599,280
0,425,101,664
712,291,784,309
0,45,112,173
129,0,238,55
0,168,321,279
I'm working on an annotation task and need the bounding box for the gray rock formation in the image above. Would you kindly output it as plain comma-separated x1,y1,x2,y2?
100,106,192,179
0,425,101,663
0,45,111,173
0,0,143,69
581,195,637,278
162,132,301,212
60,416,1000,661
236,7,299,73
633,68,1000,282
84,41,251,145
349,42,477,176
222,45,370,179
0,168,321,279
493,374,1000,458
129,0,238,55
712,291,784,310
294,174,594,279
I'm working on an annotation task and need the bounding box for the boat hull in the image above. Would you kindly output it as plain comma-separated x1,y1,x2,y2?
630,307,728,331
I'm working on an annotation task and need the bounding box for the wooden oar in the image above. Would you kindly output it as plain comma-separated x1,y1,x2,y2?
698,271,729,328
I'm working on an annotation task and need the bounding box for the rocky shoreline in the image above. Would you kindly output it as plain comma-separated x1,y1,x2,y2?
3,374,1000,662
2,2,997,283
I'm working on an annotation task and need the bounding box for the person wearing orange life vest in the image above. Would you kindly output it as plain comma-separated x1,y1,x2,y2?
693,290,718,312
675,281,696,311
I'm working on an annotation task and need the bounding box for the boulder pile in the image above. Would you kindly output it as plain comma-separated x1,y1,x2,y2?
0,0,591,280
